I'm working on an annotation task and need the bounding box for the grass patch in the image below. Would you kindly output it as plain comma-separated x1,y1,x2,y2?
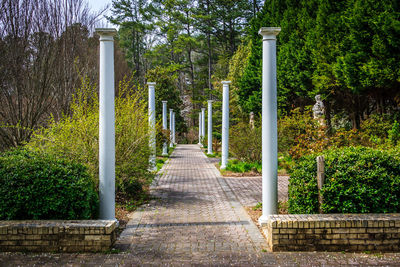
205,152,220,158
226,159,261,173
156,158,165,171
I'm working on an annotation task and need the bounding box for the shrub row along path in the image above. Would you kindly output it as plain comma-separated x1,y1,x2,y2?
2,144,400,265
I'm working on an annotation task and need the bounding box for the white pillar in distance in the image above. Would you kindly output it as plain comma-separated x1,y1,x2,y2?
201,108,206,142
169,109,174,148
258,27,281,225
96,28,117,220
148,82,157,172
207,100,213,155
221,81,231,170
172,111,176,144
198,112,202,146
162,101,168,156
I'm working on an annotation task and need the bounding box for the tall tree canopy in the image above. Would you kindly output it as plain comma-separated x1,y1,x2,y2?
108,0,261,127
237,0,400,129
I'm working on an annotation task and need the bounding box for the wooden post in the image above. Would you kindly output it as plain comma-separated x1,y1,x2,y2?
316,156,325,213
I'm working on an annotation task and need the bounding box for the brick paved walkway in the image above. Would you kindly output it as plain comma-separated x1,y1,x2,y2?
1,144,400,265
224,175,288,207
115,144,275,265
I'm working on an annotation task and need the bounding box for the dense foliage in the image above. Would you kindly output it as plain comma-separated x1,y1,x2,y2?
27,77,153,198
0,149,98,220
109,0,263,129
288,147,400,214
238,0,400,129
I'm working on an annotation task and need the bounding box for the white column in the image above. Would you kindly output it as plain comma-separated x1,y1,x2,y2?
96,28,117,220
172,111,176,144
221,81,231,169
207,100,213,155
258,27,281,225
162,101,168,156
169,109,174,148
148,82,156,172
201,108,206,141
198,112,202,146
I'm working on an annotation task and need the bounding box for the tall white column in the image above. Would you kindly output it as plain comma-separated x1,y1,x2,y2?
207,100,213,155
148,82,156,172
96,28,117,220
201,108,206,141
172,112,176,144
162,101,168,156
221,81,231,169
258,27,281,225
198,112,202,146
169,109,174,148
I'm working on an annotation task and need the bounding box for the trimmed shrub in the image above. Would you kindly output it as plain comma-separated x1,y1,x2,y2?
288,147,400,214
0,149,98,220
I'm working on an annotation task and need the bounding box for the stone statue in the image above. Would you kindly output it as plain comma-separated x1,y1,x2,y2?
249,112,255,129
312,95,325,119
313,95,326,127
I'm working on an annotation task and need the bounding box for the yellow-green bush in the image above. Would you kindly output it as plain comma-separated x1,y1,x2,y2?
27,77,153,197
230,122,261,163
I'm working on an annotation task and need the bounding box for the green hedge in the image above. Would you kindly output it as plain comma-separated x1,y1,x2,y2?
0,149,98,220
288,147,400,214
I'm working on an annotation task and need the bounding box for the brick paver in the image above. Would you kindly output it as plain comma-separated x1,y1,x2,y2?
115,144,275,265
1,144,400,265
224,175,289,207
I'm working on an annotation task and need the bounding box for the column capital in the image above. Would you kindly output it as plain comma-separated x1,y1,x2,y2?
170,108,174,112
162,100,168,104
259,27,281,40
95,28,117,41
221,81,231,85
147,82,156,86
201,107,206,111
207,100,213,104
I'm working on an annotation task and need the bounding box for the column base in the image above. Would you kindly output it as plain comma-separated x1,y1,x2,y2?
258,214,270,226
148,166,157,171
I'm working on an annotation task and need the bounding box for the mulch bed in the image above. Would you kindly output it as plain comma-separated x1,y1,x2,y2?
245,201,289,229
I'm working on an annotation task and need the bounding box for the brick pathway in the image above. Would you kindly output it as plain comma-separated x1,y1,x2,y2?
115,144,275,265
224,175,288,207
1,144,400,265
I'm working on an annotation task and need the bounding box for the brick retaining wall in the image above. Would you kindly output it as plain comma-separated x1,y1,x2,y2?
0,220,117,252
262,214,400,252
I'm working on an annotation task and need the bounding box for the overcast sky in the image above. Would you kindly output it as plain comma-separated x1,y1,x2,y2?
87,0,113,27
88,0,111,12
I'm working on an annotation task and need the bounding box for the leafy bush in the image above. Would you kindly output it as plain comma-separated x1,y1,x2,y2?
281,107,372,159
225,159,261,173
0,149,98,220
230,122,261,163
360,114,392,145
289,147,400,214
27,77,153,198
388,120,400,146
278,107,319,154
